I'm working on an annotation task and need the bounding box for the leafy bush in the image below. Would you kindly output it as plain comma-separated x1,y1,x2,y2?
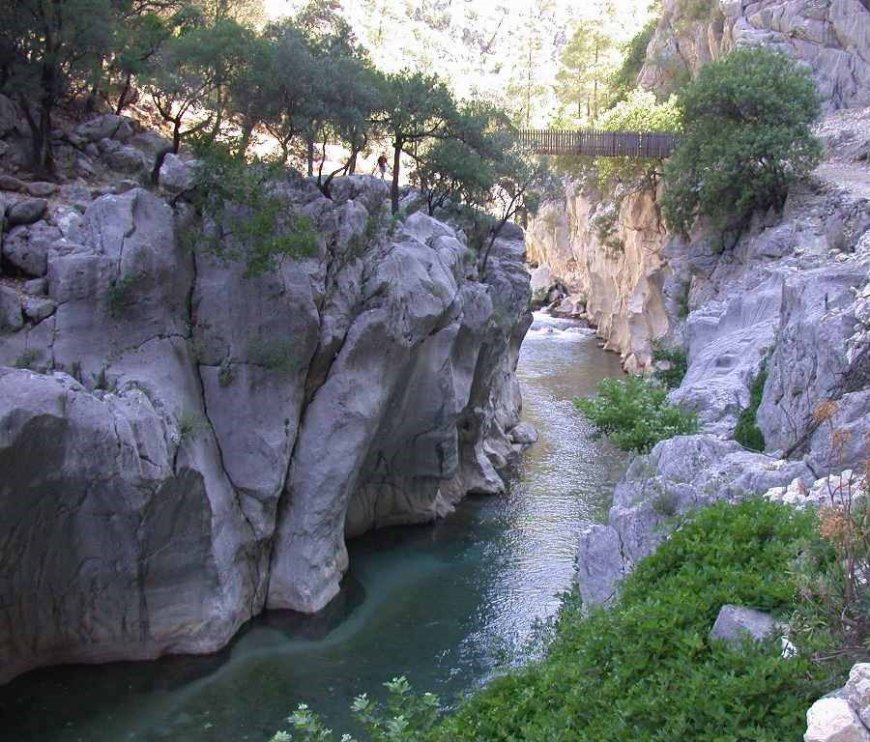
436,500,842,741
652,343,688,389
106,272,142,317
189,138,318,277
574,375,698,452
663,48,822,238
247,337,299,375
734,366,768,451
271,676,440,742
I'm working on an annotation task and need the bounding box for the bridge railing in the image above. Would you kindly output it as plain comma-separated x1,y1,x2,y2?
517,129,680,158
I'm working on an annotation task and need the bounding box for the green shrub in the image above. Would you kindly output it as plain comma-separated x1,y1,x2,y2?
189,138,318,277
247,337,298,375
13,348,41,370
663,48,822,238
271,676,440,742
652,343,688,389
574,375,698,452
106,272,141,317
734,366,768,451
436,500,842,741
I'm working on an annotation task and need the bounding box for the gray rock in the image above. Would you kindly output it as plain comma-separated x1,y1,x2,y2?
2,222,61,277
509,421,539,445
22,296,56,323
805,697,870,742
845,664,870,729
576,524,624,608
72,114,134,144
710,604,778,645
6,198,47,227
25,181,57,198
577,434,815,607
101,141,147,175
158,154,196,194
0,175,25,192
0,175,532,682
0,285,23,332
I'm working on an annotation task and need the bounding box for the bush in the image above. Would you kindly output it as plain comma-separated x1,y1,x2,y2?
652,343,688,389
663,48,822,238
734,365,767,451
436,500,842,741
189,138,318,277
574,375,698,452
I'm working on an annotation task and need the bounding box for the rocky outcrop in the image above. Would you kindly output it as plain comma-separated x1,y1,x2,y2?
526,181,670,371
639,0,870,112
0,142,532,681
805,664,870,741
576,108,870,607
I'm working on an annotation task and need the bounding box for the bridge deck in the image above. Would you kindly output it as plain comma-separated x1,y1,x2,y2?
518,129,679,158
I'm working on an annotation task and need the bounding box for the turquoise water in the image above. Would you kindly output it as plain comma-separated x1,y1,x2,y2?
0,313,626,741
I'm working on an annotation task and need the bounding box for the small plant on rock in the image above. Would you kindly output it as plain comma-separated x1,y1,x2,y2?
734,364,768,451
106,272,141,317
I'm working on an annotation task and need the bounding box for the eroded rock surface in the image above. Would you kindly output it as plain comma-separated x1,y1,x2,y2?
0,170,532,683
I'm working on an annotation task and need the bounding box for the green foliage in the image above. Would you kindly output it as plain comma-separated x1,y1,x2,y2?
106,272,141,317
663,48,822,237
610,19,659,105
555,19,619,124
436,500,841,741
271,676,440,742
574,375,699,452
734,365,768,451
675,0,722,23
0,0,115,170
178,411,207,441
247,337,299,375
13,348,41,370
652,343,688,389
189,139,317,276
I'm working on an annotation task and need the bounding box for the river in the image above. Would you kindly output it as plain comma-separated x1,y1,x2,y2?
0,312,626,741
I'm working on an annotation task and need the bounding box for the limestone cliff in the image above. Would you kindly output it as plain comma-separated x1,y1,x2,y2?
576,107,870,608
639,0,870,111
0,106,532,683
526,181,670,371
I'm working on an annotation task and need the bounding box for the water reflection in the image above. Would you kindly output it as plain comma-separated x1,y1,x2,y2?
0,312,626,742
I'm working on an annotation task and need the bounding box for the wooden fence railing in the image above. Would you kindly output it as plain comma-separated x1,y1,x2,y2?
517,129,680,158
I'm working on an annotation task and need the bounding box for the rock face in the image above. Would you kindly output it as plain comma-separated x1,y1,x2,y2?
525,181,670,371
0,172,532,683
639,0,870,112
805,664,870,741
575,108,870,607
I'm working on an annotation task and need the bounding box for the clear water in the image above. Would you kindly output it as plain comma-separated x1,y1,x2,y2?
0,312,626,742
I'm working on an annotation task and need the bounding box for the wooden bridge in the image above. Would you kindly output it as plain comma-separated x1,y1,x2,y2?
518,129,679,158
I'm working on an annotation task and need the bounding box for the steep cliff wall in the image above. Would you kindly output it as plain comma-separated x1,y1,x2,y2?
526,181,670,371
639,0,870,111
0,107,532,683
577,106,870,607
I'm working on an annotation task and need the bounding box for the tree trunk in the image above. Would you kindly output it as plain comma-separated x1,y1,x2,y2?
307,137,314,177
390,140,402,214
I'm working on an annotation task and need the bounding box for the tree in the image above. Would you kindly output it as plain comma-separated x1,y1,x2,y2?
0,0,115,172
555,19,618,124
662,47,822,238
378,71,457,213
147,17,255,154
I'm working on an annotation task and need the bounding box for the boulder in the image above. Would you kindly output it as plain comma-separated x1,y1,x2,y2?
2,222,62,277
5,198,47,227
158,153,196,194
0,175,25,192
0,95,26,137
72,114,134,144
100,141,147,175
22,296,56,323
509,421,539,445
25,181,57,198
709,604,778,645
805,698,870,742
